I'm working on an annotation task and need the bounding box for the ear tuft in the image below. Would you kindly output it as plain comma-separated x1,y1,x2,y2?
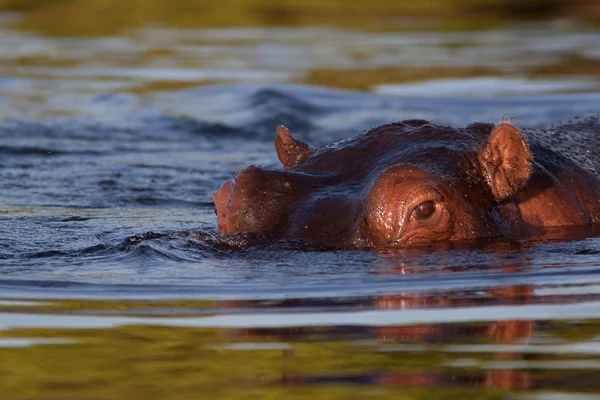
477,123,532,202
275,125,313,170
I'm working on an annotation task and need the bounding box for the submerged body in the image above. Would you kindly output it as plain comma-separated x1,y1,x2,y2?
213,116,600,249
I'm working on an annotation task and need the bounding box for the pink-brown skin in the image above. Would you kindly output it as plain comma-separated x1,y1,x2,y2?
213,118,600,249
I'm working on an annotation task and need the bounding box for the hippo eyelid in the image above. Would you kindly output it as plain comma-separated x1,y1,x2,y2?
404,184,443,206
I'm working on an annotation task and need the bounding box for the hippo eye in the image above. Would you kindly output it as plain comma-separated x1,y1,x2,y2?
412,201,435,220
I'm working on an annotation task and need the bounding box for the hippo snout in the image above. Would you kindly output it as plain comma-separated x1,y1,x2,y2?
212,179,235,233
212,166,303,237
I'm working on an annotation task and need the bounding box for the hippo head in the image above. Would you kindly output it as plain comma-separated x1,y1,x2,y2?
213,120,533,248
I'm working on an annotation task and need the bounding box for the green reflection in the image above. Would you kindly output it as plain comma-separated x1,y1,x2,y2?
1,1,599,94
0,323,503,400
1,0,599,36
1,298,600,399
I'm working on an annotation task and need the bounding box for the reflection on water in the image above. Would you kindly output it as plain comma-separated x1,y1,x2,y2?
1,3,600,399
2,281,600,398
2,16,600,120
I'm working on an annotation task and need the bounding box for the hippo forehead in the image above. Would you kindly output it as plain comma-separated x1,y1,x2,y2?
295,121,492,182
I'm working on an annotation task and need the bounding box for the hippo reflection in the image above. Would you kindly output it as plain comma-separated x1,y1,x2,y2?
213,118,600,248
218,284,536,391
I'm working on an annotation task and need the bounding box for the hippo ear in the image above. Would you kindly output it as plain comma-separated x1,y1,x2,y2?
275,125,313,170
477,123,532,202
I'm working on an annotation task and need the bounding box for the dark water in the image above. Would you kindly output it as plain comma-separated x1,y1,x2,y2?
2,14,600,400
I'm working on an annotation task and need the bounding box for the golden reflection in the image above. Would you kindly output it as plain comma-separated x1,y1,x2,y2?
3,0,600,36
1,280,600,398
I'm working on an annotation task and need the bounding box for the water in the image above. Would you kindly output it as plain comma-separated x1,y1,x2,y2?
1,12,600,399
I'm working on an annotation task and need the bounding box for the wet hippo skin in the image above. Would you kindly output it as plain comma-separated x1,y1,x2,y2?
213,117,600,249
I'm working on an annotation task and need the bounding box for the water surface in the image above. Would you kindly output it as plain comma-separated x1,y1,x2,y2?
1,13,600,400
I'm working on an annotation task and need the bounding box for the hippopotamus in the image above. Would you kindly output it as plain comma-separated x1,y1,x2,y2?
213,116,600,248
